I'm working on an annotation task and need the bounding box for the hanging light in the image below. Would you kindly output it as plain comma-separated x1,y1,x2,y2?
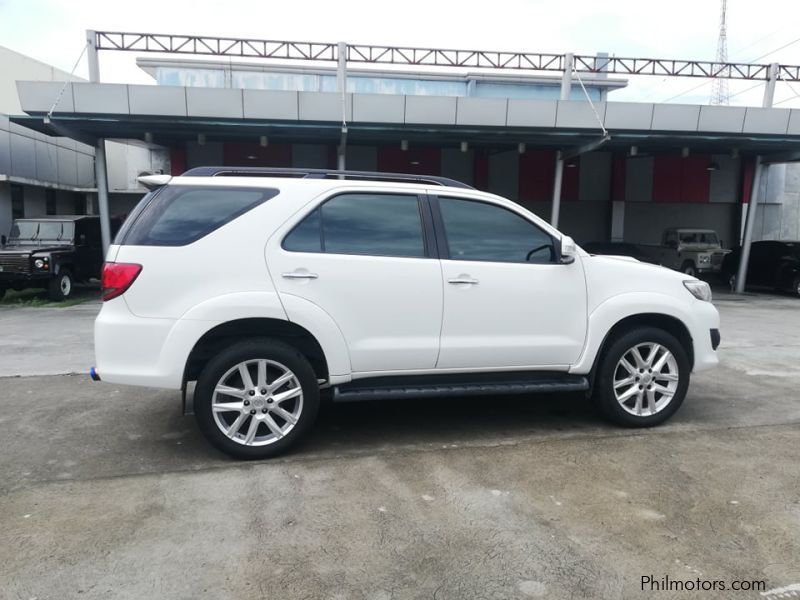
681,147,690,158
629,145,638,157
197,134,206,146
518,142,526,154
400,139,409,151
144,132,153,144
460,141,469,153
260,136,268,147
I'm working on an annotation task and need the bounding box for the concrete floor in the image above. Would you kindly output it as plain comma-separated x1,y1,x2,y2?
1,291,799,599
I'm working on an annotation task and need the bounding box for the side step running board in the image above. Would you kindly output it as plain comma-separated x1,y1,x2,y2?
333,374,589,402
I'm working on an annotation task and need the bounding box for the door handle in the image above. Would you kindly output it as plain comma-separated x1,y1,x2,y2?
282,271,319,280
448,276,479,285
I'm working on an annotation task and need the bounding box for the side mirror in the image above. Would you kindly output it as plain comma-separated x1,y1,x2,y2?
560,236,577,264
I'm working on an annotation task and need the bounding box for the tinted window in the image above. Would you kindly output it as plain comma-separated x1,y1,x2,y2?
122,186,277,246
283,193,425,258
439,197,554,263
283,209,322,252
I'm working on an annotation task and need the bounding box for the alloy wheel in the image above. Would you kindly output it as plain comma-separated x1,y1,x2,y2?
613,343,679,417
211,359,304,446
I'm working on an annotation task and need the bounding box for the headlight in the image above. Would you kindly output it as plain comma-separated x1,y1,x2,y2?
34,259,45,269
684,280,712,302
698,255,710,263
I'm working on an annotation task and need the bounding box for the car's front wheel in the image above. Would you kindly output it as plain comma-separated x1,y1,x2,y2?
681,261,697,277
594,327,690,427
194,339,320,459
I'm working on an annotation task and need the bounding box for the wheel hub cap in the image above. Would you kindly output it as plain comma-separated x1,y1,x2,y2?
613,342,679,417
210,358,303,447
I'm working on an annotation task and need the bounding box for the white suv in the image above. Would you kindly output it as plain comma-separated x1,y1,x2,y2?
93,167,720,459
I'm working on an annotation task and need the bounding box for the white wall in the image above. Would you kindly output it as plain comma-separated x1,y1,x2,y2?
105,141,169,192
0,45,81,115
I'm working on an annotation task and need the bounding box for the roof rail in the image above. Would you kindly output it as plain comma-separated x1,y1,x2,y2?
180,166,474,189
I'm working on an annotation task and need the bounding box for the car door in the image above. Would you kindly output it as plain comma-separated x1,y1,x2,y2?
268,189,443,373
432,193,587,369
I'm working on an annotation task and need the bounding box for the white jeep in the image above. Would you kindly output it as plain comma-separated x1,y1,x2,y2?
93,167,720,459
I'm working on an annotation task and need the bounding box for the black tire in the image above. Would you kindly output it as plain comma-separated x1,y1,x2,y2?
792,276,800,298
593,326,690,427
48,269,73,301
680,261,697,277
194,339,320,459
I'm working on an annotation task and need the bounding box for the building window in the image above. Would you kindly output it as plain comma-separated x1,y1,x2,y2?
10,185,24,219
46,189,57,215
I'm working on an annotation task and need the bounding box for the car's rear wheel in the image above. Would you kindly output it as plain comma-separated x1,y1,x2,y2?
594,327,690,427
48,269,73,301
194,339,320,459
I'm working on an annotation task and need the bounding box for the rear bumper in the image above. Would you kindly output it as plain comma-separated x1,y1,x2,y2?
94,299,215,390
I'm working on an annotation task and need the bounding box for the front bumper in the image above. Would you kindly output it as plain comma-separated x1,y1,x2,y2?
0,272,50,284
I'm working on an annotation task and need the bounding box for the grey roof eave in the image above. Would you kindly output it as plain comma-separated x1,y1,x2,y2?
13,81,800,154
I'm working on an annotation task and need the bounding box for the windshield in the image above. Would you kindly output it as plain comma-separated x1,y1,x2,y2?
679,232,718,245
8,221,74,243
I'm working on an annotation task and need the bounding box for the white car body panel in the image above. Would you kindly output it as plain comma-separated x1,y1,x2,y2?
266,187,443,372
437,259,587,368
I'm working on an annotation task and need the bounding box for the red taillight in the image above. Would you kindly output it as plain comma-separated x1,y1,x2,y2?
101,262,142,301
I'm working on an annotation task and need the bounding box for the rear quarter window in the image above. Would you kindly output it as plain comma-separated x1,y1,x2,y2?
120,186,278,246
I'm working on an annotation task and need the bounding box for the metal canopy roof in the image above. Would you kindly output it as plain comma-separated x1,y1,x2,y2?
13,81,800,161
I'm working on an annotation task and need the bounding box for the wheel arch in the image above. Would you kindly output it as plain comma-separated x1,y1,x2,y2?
184,317,330,385
571,293,696,386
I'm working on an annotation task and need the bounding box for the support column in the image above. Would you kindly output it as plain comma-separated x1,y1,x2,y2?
337,41,347,172
551,53,573,227
735,67,778,293
94,140,111,253
551,151,564,227
86,29,111,253
735,156,763,293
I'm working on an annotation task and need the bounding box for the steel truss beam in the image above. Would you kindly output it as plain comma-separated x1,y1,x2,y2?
93,31,800,82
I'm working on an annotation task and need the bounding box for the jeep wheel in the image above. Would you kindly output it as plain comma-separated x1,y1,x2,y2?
792,276,800,298
48,270,73,301
681,261,697,277
194,339,320,459
594,327,690,427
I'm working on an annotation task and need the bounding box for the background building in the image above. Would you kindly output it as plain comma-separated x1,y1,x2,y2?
0,45,167,238
8,33,800,255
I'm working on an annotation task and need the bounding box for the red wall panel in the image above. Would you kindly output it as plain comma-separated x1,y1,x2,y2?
223,142,292,167
376,147,441,175
518,149,556,202
562,160,580,202
169,145,187,176
653,155,711,203
680,156,711,203
740,157,755,204
652,156,683,202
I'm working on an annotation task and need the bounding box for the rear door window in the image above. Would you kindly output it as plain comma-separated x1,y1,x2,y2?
283,193,426,258
120,186,278,246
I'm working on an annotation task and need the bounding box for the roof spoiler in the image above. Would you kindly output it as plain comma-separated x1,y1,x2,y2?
137,174,172,190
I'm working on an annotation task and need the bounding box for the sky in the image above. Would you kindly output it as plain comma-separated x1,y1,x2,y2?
1,0,799,107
